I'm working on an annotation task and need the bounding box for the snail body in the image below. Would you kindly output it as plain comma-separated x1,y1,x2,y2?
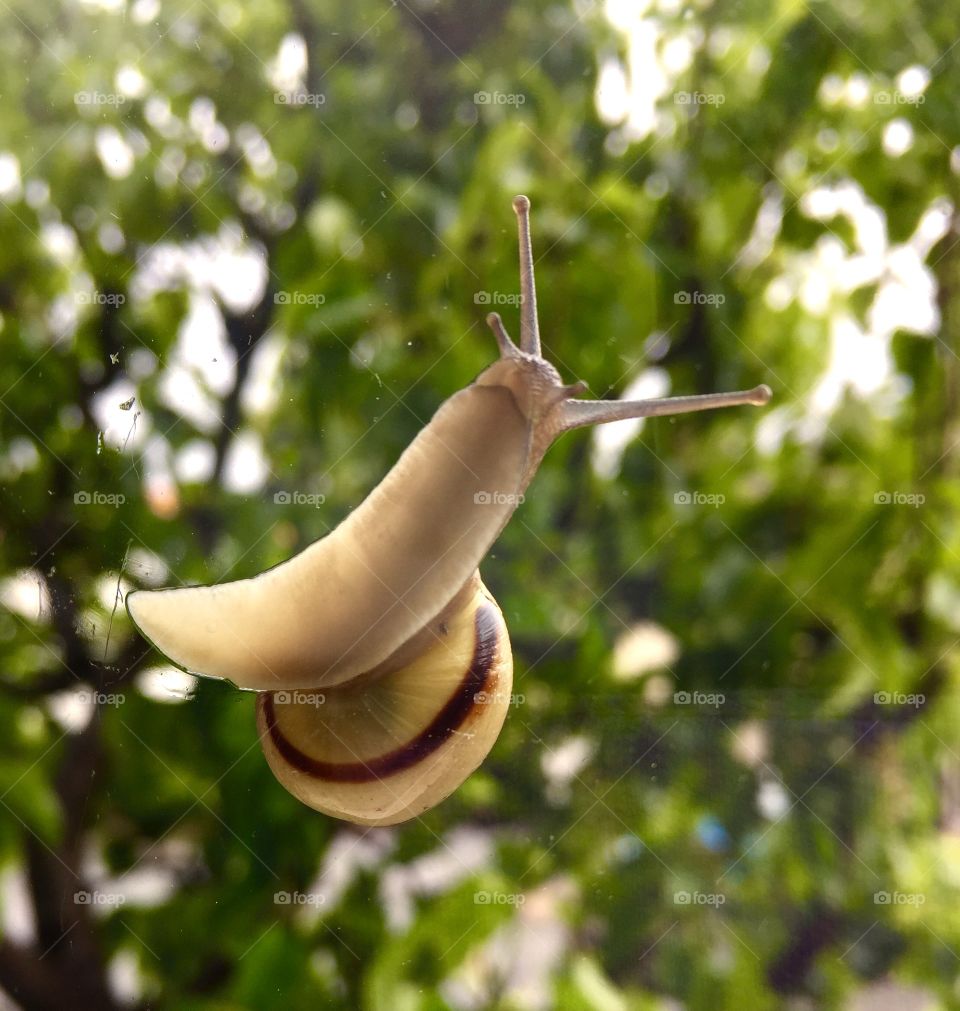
128,196,771,825
127,379,529,691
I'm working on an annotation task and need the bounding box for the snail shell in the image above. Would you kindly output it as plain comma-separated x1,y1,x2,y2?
256,576,511,825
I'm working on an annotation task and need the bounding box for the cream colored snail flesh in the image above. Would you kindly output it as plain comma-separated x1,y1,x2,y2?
126,196,771,826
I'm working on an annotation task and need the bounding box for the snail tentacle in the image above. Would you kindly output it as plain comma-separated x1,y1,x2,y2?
512,194,541,357
485,311,521,359
555,384,773,433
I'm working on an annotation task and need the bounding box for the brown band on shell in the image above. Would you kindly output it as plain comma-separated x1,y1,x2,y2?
262,602,500,783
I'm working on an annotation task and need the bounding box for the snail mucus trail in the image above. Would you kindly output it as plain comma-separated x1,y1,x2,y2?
127,195,771,826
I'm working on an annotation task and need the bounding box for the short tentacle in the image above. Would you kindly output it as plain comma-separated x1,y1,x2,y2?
486,311,520,359
543,379,588,410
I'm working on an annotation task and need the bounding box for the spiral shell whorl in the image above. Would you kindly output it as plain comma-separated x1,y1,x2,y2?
257,579,513,826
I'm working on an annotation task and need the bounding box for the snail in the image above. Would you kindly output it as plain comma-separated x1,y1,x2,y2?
127,195,771,826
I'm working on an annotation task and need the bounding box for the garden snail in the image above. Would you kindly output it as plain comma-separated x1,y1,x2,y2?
127,195,771,826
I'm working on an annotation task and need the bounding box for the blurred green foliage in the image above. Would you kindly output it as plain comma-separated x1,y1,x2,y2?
1,0,959,1008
